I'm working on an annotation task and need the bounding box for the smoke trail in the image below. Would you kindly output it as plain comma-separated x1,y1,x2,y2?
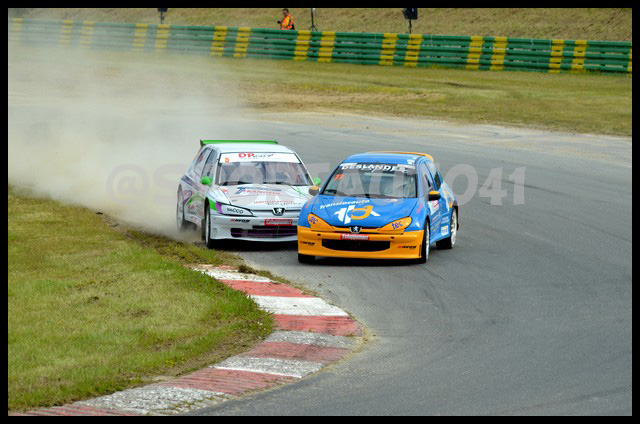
8,45,253,240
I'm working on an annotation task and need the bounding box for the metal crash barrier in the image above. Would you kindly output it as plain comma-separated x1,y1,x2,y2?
8,18,632,75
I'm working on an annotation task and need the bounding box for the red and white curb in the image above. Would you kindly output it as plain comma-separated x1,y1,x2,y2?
13,266,361,416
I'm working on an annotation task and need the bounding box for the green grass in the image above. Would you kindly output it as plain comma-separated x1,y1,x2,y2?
8,186,273,412
182,54,632,137
11,44,631,137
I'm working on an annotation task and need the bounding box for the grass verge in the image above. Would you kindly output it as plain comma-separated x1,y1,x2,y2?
7,186,273,412
9,46,633,138
222,57,632,137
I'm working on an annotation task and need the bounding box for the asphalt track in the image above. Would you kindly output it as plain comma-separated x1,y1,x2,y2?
189,113,632,415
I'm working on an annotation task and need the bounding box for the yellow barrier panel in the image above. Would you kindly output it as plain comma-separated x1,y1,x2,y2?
466,35,483,70
318,31,335,63
548,39,565,73
570,40,587,73
404,34,423,67
79,21,94,48
233,27,251,58
490,36,508,71
9,18,23,44
210,26,227,56
294,30,311,61
59,20,74,47
132,23,147,50
155,24,170,51
379,33,398,66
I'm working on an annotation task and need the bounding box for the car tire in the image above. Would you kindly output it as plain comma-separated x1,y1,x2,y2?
298,253,315,264
415,219,430,264
203,203,216,249
436,209,457,250
176,189,194,232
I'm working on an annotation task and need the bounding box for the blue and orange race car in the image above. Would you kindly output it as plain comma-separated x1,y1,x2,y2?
297,151,459,263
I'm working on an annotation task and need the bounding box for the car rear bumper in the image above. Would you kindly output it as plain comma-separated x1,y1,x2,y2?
297,226,424,259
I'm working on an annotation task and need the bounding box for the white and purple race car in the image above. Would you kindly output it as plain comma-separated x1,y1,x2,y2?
177,140,318,247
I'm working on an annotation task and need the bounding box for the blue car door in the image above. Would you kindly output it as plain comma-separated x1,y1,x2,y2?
426,161,450,241
418,162,440,240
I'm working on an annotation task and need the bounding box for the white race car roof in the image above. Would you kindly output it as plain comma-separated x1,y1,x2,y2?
215,143,297,154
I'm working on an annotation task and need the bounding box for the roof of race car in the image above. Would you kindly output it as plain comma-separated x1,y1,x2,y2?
343,151,433,164
209,143,297,154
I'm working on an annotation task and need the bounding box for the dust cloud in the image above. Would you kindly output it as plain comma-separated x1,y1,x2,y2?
8,45,255,240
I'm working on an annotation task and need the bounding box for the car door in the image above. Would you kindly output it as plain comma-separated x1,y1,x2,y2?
201,147,220,184
426,161,450,241
195,148,220,222
418,162,440,240
186,147,213,222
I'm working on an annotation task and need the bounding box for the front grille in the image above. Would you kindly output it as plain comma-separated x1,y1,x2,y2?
231,226,297,239
322,239,391,252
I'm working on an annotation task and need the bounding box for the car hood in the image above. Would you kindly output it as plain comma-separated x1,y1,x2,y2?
214,184,312,210
311,195,418,228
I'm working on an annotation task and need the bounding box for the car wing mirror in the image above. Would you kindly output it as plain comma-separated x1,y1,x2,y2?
312,177,322,186
428,190,441,201
309,186,319,196
201,176,213,186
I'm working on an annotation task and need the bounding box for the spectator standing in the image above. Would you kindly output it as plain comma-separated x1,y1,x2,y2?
277,8,295,30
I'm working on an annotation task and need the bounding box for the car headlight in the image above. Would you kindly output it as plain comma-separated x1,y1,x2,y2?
379,217,412,232
211,202,254,216
308,213,333,230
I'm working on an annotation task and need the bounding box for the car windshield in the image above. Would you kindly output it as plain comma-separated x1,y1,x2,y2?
216,152,311,186
322,162,417,198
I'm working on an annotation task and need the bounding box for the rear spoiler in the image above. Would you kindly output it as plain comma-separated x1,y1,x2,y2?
370,151,434,161
200,139,278,147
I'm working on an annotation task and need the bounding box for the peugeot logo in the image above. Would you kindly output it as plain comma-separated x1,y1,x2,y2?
273,208,285,216
350,226,362,233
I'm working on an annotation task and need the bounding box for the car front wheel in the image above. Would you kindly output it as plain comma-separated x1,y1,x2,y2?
203,204,216,249
415,219,430,264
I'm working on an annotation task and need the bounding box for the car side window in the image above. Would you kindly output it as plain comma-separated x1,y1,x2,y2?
202,149,219,179
193,149,212,178
419,163,432,194
188,148,208,177
426,163,442,190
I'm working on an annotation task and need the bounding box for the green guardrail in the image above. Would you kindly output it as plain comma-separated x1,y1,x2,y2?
8,18,632,75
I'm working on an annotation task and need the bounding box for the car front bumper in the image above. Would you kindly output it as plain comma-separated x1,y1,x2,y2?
297,226,424,259
210,213,299,242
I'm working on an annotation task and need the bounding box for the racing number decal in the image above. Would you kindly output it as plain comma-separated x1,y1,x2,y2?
334,205,380,225
351,205,379,221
